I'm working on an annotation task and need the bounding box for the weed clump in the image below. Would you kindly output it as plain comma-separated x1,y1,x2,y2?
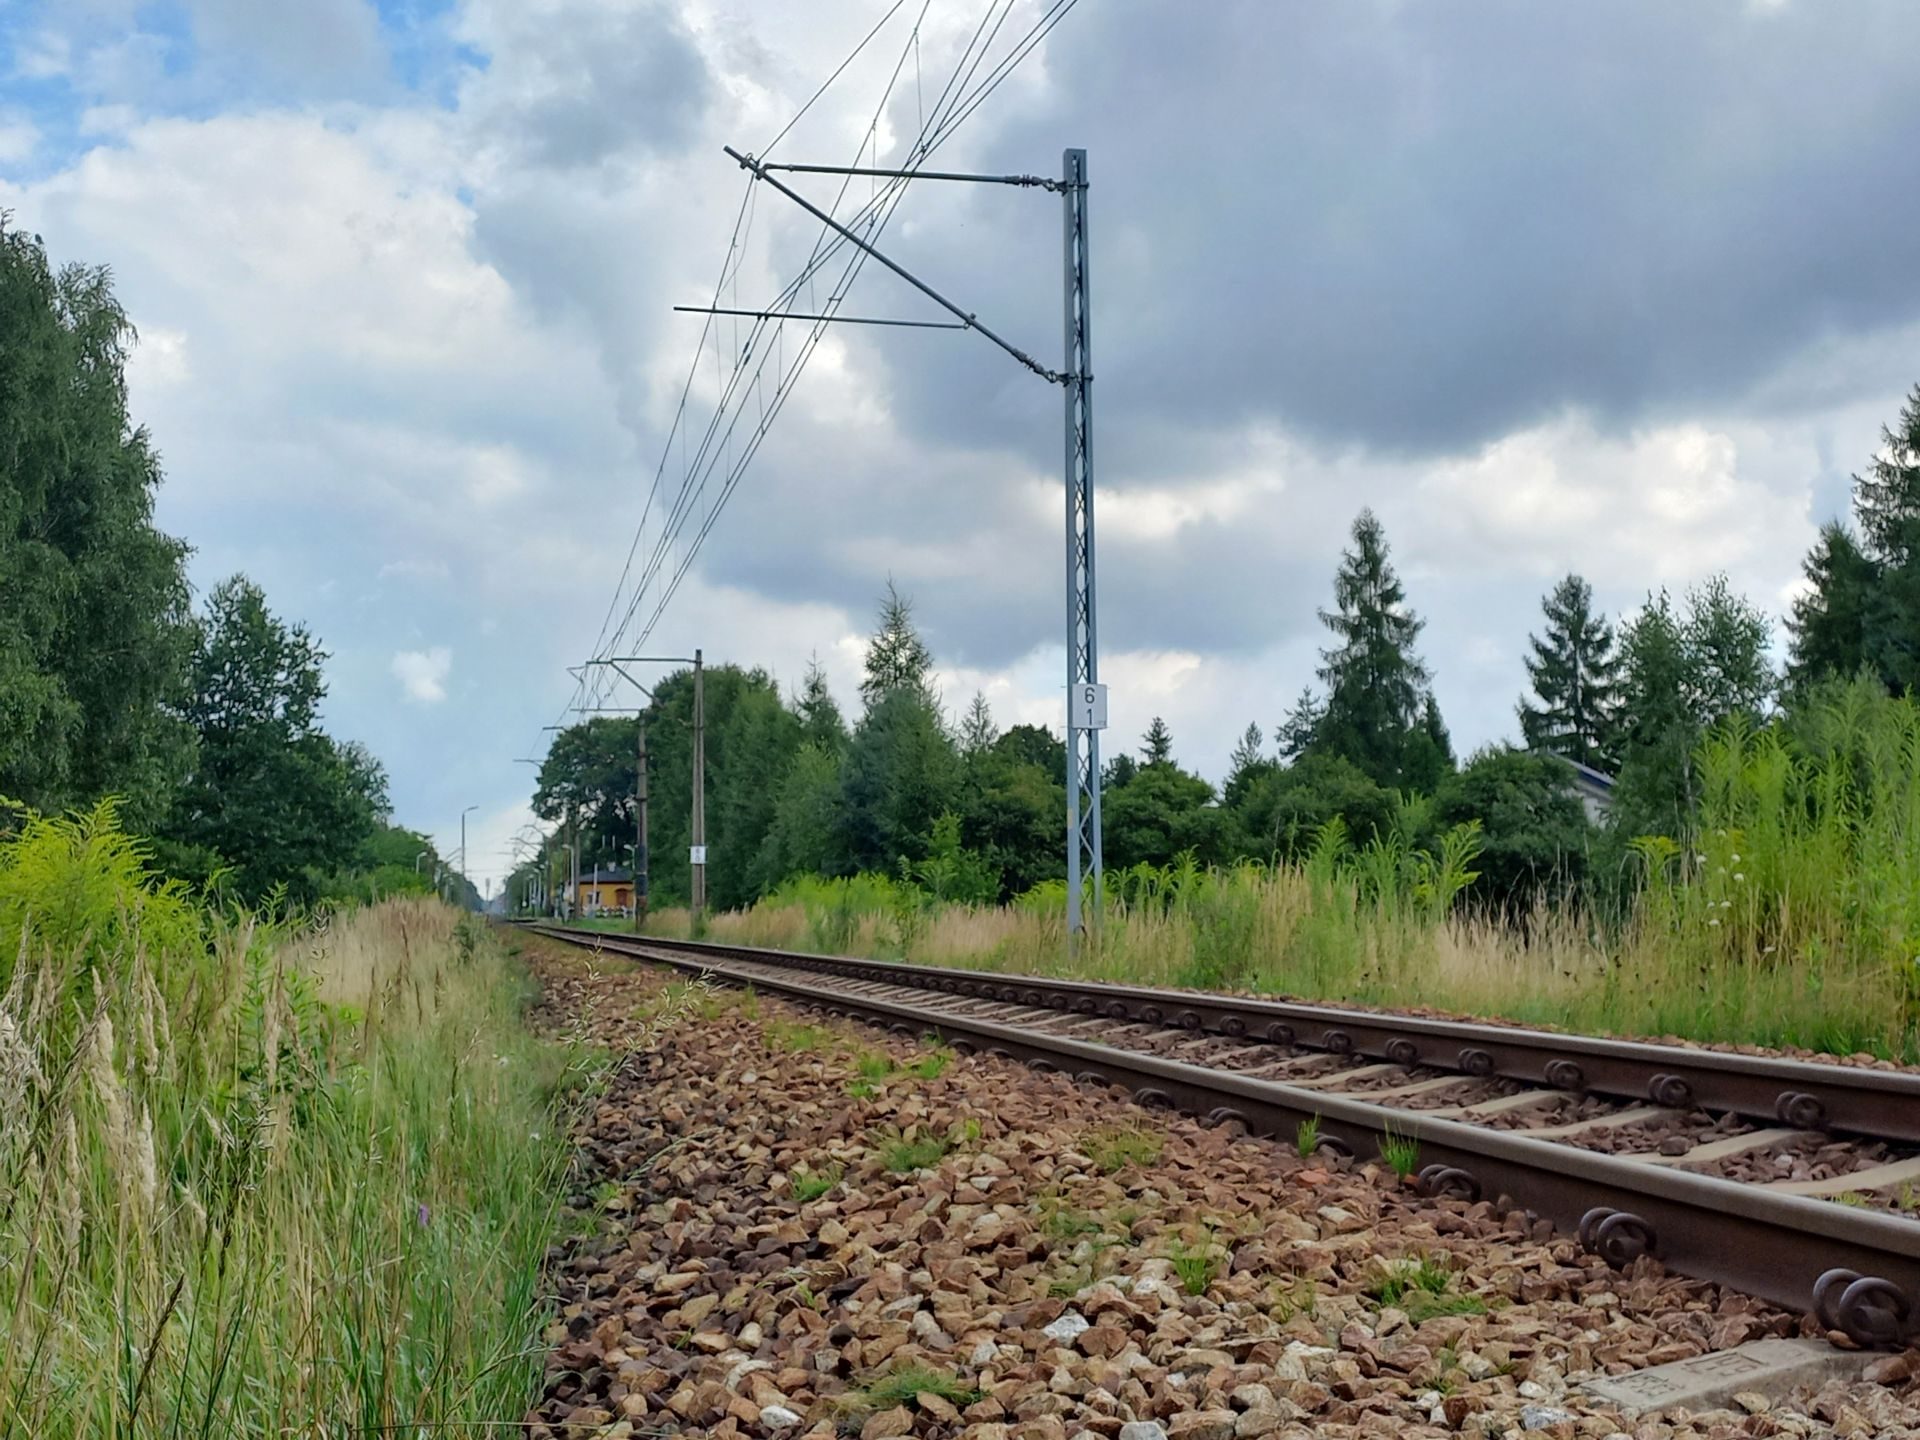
845,1363,983,1413
1367,1255,1487,1321
872,1125,953,1173
1084,1124,1163,1173
790,1164,843,1203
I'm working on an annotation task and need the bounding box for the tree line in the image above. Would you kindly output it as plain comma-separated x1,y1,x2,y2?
523,380,1920,920
0,225,444,905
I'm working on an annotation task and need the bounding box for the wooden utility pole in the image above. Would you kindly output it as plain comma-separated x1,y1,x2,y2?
580,650,707,923
691,649,707,921
634,722,649,931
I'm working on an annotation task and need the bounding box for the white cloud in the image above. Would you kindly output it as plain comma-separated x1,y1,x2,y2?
14,30,71,81
6,0,1919,850
391,647,452,704
0,119,39,165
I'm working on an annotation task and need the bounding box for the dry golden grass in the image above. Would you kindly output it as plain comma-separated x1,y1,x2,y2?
637,857,1910,1054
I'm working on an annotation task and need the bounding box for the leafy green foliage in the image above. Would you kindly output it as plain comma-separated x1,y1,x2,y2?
901,812,997,905
1613,578,1774,841
1433,747,1590,910
841,687,962,876
532,716,643,870
909,1048,952,1080
957,724,1065,900
0,226,196,829
1237,752,1395,859
1102,759,1226,872
0,809,571,1435
1167,1235,1223,1296
161,577,389,903
1787,522,1879,692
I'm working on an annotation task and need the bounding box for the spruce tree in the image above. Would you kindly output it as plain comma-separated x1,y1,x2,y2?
1854,384,1920,566
860,579,935,709
794,655,847,751
1274,687,1323,762
1853,385,1920,692
1223,722,1271,807
1518,574,1622,770
960,691,997,756
1227,722,1264,777
1402,692,1455,793
1315,509,1434,788
1612,577,1773,840
1142,716,1174,765
1786,523,1879,690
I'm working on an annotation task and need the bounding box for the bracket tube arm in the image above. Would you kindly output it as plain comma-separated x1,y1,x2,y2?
724,145,1061,384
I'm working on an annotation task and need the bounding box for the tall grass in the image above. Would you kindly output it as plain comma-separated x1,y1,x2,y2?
654,684,1920,1058
0,802,573,1435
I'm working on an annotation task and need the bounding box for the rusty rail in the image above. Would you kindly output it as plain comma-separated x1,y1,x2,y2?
530,927,1920,1140
524,924,1920,1347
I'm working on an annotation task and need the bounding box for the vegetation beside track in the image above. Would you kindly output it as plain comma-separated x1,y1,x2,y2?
0,805,576,1435
629,682,1920,1063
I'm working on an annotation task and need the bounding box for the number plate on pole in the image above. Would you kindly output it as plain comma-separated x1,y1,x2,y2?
1068,682,1108,730
689,845,707,865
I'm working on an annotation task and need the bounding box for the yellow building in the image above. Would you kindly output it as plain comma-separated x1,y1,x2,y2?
572,866,634,915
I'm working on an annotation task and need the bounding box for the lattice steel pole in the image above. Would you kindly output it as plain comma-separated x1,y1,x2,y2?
715,143,1104,941
1062,148,1102,936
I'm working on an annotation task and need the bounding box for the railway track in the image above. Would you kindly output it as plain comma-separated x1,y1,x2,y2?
525,923,1920,1349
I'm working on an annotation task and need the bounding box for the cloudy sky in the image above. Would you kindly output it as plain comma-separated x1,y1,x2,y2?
5,0,1919,893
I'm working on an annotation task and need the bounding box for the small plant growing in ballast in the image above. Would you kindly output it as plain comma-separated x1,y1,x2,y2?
789,1163,842,1203
1378,1123,1420,1180
871,1124,953,1174
1167,1230,1225,1296
1295,1115,1322,1160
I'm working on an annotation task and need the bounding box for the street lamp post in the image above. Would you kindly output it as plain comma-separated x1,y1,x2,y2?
459,805,478,904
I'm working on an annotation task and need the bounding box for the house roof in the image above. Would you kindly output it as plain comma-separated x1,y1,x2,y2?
1542,751,1615,797
575,867,634,884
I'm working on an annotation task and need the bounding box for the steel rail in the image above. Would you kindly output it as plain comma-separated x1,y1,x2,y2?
527,924,1920,1348
530,928,1920,1142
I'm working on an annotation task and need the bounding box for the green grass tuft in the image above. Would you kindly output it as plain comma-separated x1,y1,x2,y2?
1367,1255,1487,1321
1378,1125,1420,1179
767,1021,830,1052
1295,1115,1323,1159
1170,1245,1221,1296
910,1048,953,1080
1085,1124,1163,1173
849,1363,983,1413
790,1164,842,1203
873,1127,953,1173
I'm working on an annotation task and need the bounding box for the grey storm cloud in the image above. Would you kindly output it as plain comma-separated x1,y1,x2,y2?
488,4,712,168
820,0,1920,467
440,0,1920,697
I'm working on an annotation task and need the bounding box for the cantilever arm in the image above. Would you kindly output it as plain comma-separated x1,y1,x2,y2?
724,145,1063,385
